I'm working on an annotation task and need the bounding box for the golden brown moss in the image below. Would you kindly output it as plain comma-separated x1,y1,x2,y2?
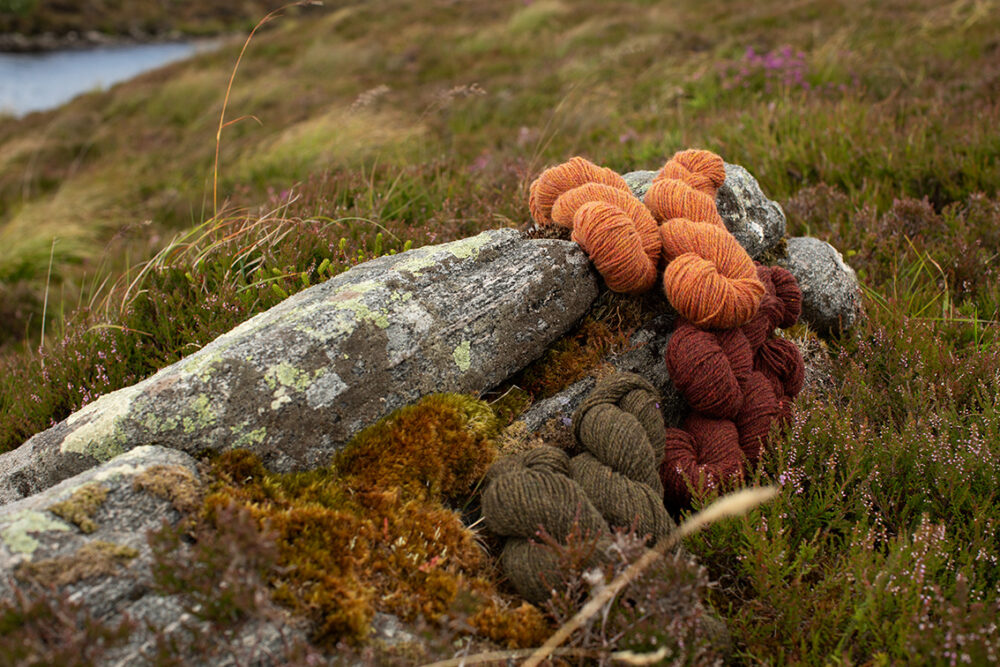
133,464,202,514
46,483,109,534
334,393,499,501
16,541,139,587
470,600,552,649
195,393,531,649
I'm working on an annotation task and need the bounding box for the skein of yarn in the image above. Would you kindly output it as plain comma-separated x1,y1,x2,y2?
481,373,674,603
660,264,805,508
645,149,765,330
528,158,660,294
528,156,631,226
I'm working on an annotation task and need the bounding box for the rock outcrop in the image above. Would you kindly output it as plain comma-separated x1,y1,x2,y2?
0,445,310,664
0,229,599,504
778,236,862,335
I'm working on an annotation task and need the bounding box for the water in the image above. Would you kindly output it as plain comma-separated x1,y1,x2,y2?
0,41,220,116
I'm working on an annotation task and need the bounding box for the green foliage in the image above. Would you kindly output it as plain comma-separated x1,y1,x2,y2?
0,0,34,15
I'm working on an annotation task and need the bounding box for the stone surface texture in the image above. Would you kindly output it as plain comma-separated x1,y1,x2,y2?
714,163,787,259
778,236,862,335
623,163,786,259
0,445,308,665
0,229,599,504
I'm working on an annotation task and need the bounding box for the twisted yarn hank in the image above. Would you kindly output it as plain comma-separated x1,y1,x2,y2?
661,264,805,508
481,373,673,603
528,158,660,294
645,149,764,329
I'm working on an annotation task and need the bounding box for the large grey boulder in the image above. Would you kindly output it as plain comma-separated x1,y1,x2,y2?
0,445,310,665
622,163,785,259
0,229,599,504
778,236,862,335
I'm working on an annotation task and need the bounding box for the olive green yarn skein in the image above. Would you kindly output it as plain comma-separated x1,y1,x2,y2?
481,372,675,604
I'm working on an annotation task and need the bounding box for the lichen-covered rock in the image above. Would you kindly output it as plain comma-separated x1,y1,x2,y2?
0,446,192,622
0,445,310,665
714,163,786,259
622,163,786,259
0,229,599,504
778,237,862,335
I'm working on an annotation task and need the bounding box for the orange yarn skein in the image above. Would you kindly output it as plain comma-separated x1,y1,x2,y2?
528,156,630,226
571,201,659,294
552,183,660,268
529,157,660,294
644,149,764,329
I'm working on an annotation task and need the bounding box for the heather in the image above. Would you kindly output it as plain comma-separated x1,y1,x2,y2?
1,0,999,662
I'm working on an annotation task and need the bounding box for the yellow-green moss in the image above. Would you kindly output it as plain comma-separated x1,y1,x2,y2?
133,464,202,514
46,483,109,534
16,540,139,587
189,393,533,649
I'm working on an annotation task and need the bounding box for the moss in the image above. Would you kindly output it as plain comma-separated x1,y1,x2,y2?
178,393,533,649
46,483,109,534
511,290,658,401
470,600,552,649
16,540,139,587
334,393,500,501
133,464,202,514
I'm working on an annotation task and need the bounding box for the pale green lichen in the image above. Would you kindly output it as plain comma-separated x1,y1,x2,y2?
395,252,439,276
60,388,134,460
453,340,472,372
47,483,109,534
266,362,314,392
182,394,217,433
446,233,493,259
1,511,71,555
231,423,267,448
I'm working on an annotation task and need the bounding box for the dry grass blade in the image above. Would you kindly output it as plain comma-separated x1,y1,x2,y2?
523,486,779,667
213,1,322,216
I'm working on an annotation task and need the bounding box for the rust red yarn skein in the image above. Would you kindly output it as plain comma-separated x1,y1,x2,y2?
661,264,806,508
644,149,765,330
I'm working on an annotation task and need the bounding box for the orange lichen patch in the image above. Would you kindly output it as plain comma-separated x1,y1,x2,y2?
199,394,530,649
133,464,202,514
16,541,139,587
47,483,108,534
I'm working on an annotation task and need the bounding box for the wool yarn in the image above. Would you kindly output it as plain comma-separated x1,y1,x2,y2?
528,156,631,226
660,264,805,508
645,150,765,330
528,158,660,294
482,373,674,603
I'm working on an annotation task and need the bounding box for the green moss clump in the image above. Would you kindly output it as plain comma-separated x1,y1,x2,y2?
16,541,139,587
187,393,546,649
46,483,109,534
132,464,202,514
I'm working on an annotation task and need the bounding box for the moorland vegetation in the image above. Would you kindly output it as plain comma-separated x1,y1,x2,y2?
1,0,999,663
